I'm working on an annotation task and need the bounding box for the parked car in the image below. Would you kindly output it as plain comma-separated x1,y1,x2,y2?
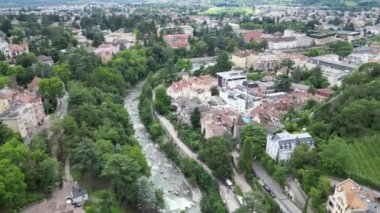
262,184,276,197
65,196,72,204
225,179,233,188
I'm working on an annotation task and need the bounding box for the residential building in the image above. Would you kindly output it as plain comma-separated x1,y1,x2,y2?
201,108,238,139
180,25,194,37
267,37,297,50
243,31,263,43
231,51,280,71
93,43,118,63
327,179,380,213
219,88,255,113
309,32,336,45
336,30,362,42
216,70,247,88
37,55,54,67
172,97,209,125
251,53,280,71
266,131,314,162
163,34,190,49
3,42,29,61
0,87,45,142
104,30,136,49
231,50,256,68
167,74,217,102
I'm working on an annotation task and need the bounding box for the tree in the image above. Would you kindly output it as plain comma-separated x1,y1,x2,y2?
0,18,12,35
190,107,201,129
37,158,60,192
319,137,349,176
305,48,321,57
38,77,64,112
199,137,232,180
15,53,37,67
329,41,353,58
137,176,157,213
291,67,302,83
358,62,380,78
241,124,267,157
71,138,101,176
238,139,253,175
175,58,192,72
274,74,291,92
211,86,219,96
211,51,232,75
101,154,142,201
153,85,171,115
0,76,11,89
280,59,295,75
52,62,72,84
289,144,317,170
0,159,26,209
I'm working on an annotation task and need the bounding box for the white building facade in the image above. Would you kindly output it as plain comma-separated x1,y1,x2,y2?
266,131,314,162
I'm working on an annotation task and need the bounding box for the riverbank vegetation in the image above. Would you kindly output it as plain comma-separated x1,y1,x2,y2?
139,75,228,213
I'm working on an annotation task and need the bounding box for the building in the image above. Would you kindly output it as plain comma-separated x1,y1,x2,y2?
307,54,358,85
167,74,217,102
3,42,29,61
336,30,362,42
93,43,118,63
243,31,263,43
37,55,54,67
0,87,45,142
309,32,336,45
200,108,238,139
327,179,380,213
231,50,256,68
267,37,297,50
219,88,255,113
172,97,209,125
216,70,247,88
180,25,194,37
266,131,314,162
163,34,190,49
104,30,136,49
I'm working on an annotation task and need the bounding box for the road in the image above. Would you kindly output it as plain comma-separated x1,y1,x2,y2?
253,162,302,213
156,113,241,212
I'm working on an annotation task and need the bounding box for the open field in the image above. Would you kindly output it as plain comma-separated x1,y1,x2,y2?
199,7,258,15
345,135,380,185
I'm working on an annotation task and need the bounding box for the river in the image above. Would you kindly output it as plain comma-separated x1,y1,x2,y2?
124,83,201,213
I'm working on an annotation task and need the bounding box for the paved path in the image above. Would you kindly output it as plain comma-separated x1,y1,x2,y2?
231,151,253,194
253,162,302,213
156,113,240,212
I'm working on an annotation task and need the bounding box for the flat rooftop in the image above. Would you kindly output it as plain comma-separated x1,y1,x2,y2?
216,70,246,80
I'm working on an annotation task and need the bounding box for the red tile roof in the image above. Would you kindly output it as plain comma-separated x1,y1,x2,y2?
244,31,263,43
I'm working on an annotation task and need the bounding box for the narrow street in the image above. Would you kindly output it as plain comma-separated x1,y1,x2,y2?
155,113,241,212
253,162,302,213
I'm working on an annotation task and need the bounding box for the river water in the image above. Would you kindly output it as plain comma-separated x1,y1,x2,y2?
124,83,201,213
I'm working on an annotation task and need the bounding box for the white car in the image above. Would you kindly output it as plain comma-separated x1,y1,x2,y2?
65,196,72,204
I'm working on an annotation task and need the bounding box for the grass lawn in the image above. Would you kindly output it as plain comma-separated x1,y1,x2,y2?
345,135,380,185
199,7,258,15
